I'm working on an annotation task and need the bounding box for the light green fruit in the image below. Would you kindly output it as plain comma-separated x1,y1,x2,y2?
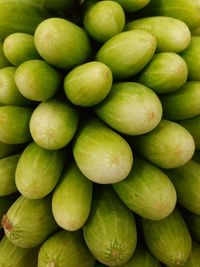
73,117,133,184
84,1,125,42
52,160,93,231
3,33,41,66
132,119,195,169
15,60,62,101
0,106,33,144
34,17,91,69
113,156,176,220
0,194,18,229
109,0,150,12
30,98,80,150
0,153,20,196
95,82,162,135
138,52,188,94
0,40,12,68
96,30,156,79
2,195,58,248
64,61,113,107
15,142,66,199
83,186,137,266
126,16,191,53
0,67,33,106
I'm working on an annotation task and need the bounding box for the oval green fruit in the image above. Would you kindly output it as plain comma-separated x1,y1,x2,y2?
34,17,91,69
96,30,156,79
138,53,188,94
132,120,195,169
0,236,39,267
126,16,191,53
183,241,200,267
3,33,41,66
0,67,33,106
15,142,66,199
110,0,150,12
0,40,12,68
0,193,18,229
83,186,137,266
95,82,162,135
64,61,113,107
0,153,20,196
2,195,58,248
113,156,176,220
38,229,95,267
83,1,125,42
15,59,62,101
52,160,93,231
0,106,33,144
73,117,133,184
161,81,200,120
30,98,80,150
141,209,192,267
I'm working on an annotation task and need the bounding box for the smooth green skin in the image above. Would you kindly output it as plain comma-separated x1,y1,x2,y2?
34,18,91,69
73,117,133,184
165,160,200,215
64,61,113,107
0,194,18,229
132,119,195,169
15,142,66,199
2,195,58,248
113,157,176,220
193,150,200,163
96,30,156,79
0,142,22,159
0,153,20,196
83,186,137,266
30,98,80,150
138,53,188,94
109,0,150,12
0,106,33,144
117,245,161,267
0,0,51,39
142,0,200,30
141,209,192,267
181,37,200,81
15,59,62,101
0,40,12,68
0,236,39,267
84,1,125,43
161,82,200,121
52,161,93,231
95,82,162,135
38,230,95,267
0,67,33,106
126,17,191,53
183,241,200,267
182,210,200,242
3,33,41,66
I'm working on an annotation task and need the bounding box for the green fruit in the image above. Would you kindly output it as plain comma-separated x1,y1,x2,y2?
73,117,133,184
30,98,80,150
83,1,125,42
0,153,20,196
0,40,12,68
64,61,113,107
183,241,200,267
161,82,200,120
141,209,192,267
138,53,188,94
0,236,39,267
165,160,200,215
0,67,33,106
113,156,176,220
132,119,195,169
38,229,95,267
95,82,162,135
34,17,91,69
83,186,137,266
96,30,156,79
15,142,66,199
2,195,58,248
0,193,18,229
126,16,191,53
15,59,62,101
0,106,33,144
0,142,22,159
110,0,150,12
52,160,93,231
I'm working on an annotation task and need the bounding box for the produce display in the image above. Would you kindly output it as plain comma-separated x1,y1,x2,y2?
1,0,200,266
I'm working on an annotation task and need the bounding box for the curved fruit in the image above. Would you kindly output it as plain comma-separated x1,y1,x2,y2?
110,0,150,12
0,40,11,68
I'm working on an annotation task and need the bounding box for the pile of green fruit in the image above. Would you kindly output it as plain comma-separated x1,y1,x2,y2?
1,0,200,266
